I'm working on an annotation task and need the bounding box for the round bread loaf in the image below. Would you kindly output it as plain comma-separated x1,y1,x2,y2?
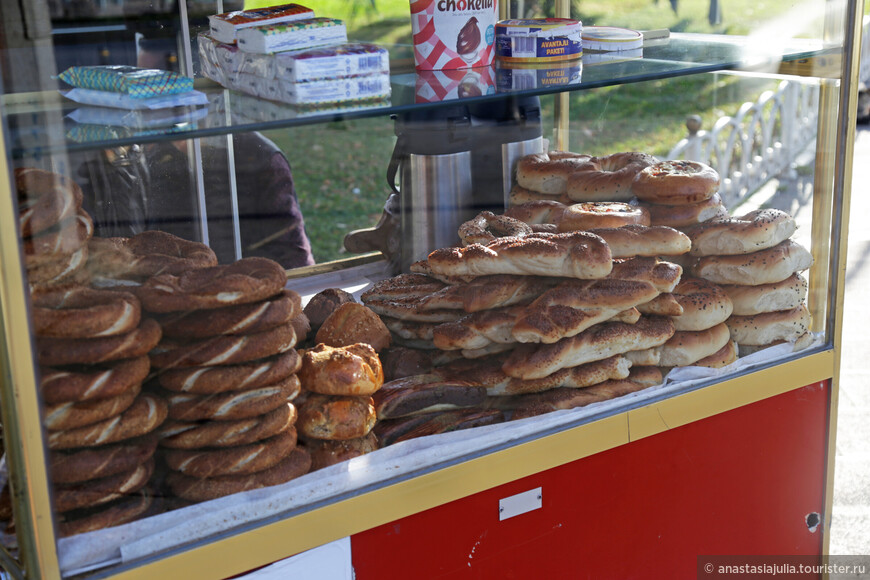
640,193,728,228
556,202,650,232
685,208,797,256
57,491,152,537
297,394,377,440
692,239,813,286
50,434,158,484
31,287,141,339
725,303,811,346
16,167,83,237
565,152,657,202
632,160,720,205
314,302,391,352
47,393,168,450
658,322,731,367
693,339,738,368
36,318,162,367
458,211,533,246
164,428,297,478
40,355,150,404
157,350,300,394
306,432,379,471
167,446,311,502
670,277,734,331
159,403,296,449
149,323,296,369
516,151,592,194
165,375,300,422
303,288,356,330
86,231,218,282
720,273,808,315
44,383,141,431
298,343,384,396
136,257,286,313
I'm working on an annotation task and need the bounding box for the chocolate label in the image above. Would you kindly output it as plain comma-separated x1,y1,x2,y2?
411,0,497,70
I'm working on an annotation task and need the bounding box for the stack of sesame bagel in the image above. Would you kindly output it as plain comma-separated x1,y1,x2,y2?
142,257,311,503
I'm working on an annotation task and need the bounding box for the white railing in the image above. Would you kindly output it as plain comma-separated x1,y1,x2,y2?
667,78,820,208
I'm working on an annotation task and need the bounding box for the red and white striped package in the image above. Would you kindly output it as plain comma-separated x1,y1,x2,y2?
415,66,495,103
410,0,497,70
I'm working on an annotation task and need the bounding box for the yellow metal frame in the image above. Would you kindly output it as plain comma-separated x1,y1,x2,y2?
0,0,861,576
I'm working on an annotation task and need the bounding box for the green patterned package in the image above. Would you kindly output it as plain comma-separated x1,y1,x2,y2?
57,65,194,98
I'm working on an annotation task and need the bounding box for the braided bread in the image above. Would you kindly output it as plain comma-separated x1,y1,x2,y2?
565,152,657,202
516,151,592,194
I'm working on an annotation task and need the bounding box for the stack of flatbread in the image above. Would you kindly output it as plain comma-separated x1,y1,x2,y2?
685,208,814,356
362,223,695,420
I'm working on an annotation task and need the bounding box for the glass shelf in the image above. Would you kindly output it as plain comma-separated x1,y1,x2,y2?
4,32,836,159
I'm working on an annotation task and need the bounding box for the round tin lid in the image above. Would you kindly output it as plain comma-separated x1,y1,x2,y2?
581,26,643,52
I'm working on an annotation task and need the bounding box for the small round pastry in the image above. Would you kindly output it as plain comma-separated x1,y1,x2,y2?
640,193,728,228
720,273,808,316
16,168,83,237
40,355,151,404
516,151,592,194
135,257,286,313
31,287,141,339
297,394,377,441
692,240,813,286
725,303,811,346
556,202,650,232
157,350,300,394
458,211,533,246
298,343,384,396
658,322,731,367
36,318,162,367
305,432,379,471
164,428,297,478
315,302,391,352
669,277,734,331
167,446,311,502
632,160,720,205
565,152,657,202
693,339,738,369
303,288,356,330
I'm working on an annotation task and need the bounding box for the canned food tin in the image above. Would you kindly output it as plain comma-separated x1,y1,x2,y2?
581,26,643,52
495,18,583,64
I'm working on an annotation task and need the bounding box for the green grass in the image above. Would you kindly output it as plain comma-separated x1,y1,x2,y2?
250,0,819,264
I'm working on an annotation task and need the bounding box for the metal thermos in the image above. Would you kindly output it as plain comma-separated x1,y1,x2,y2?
388,106,474,272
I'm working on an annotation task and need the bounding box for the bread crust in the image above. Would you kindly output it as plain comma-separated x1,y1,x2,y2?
150,323,296,368
632,160,720,204
508,185,572,206
157,351,300,394
694,339,738,368
24,211,93,259
50,434,158,484
158,403,296,449
516,151,592,194
565,152,657,202
40,355,150,404
44,383,141,431
670,277,734,331
165,375,300,421
47,393,168,450
685,209,797,256
315,303,391,352
658,322,731,367
306,432,379,471
692,239,813,285
164,428,297,478
725,303,811,345
607,257,683,293
297,394,377,440
720,273,807,315
86,231,217,282
37,318,161,366
640,193,727,228
588,225,692,258
16,167,83,237
32,287,141,339
458,211,533,246
557,202,651,232
504,200,568,225
372,374,487,419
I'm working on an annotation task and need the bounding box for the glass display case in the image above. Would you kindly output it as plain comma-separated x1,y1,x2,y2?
0,0,862,577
